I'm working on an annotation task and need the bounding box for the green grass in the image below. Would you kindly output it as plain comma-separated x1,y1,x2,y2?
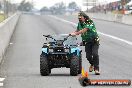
0,14,5,22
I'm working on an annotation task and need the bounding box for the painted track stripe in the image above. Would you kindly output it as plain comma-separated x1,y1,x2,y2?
98,32,132,45
0,78,5,81
0,83,3,86
0,78,5,87
50,15,132,46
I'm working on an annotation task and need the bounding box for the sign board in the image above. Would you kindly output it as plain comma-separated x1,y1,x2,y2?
83,0,97,6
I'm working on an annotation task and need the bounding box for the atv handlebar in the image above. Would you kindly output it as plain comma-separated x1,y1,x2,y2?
43,35,50,37
43,35,56,41
43,34,72,42
43,34,80,46
63,34,72,41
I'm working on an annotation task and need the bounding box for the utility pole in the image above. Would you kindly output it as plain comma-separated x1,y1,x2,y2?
87,0,88,12
93,0,96,12
31,0,34,9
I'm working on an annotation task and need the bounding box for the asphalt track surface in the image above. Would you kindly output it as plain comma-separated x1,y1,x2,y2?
0,14,132,88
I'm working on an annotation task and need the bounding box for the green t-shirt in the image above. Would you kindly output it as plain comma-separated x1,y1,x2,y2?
77,20,99,41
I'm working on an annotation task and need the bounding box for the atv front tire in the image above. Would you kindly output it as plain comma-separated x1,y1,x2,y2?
40,54,50,76
70,55,79,76
78,54,82,74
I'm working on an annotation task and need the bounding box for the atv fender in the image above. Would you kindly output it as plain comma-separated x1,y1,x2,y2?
42,48,48,54
71,47,82,56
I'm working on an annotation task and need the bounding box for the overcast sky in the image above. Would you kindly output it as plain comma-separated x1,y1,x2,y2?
11,0,120,9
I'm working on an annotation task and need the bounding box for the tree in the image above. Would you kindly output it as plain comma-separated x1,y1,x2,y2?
68,2,79,11
40,6,49,12
121,0,131,5
49,2,66,14
18,0,33,11
126,0,131,3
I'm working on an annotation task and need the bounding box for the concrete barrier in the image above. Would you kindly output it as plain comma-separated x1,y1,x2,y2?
0,13,20,63
88,13,116,22
86,13,132,25
122,15,132,25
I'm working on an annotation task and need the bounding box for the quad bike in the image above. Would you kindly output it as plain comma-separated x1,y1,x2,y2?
40,34,82,76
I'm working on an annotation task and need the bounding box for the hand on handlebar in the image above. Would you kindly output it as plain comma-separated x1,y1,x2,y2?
70,32,76,36
80,42,83,46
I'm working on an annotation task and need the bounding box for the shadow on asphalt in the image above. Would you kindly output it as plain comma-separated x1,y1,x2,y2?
49,73,71,77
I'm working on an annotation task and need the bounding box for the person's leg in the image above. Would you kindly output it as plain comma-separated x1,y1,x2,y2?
85,43,94,72
85,43,93,65
92,43,100,75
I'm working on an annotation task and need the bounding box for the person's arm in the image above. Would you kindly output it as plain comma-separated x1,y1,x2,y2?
70,22,91,36
75,28,89,35
70,28,89,36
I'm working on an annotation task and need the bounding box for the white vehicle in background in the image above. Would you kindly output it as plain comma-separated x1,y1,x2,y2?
128,6,132,14
125,5,132,14
125,1,132,15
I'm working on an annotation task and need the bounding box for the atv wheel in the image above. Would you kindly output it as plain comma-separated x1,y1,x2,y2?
40,54,50,76
70,55,79,76
78,54,82,74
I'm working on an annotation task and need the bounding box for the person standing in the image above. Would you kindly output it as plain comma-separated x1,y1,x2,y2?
70,11,100,75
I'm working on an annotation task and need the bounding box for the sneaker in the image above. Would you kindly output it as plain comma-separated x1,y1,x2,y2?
95,70,100,75
89,65,94,72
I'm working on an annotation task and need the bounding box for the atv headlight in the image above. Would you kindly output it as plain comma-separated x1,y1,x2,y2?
49,49,53,52
65,48,69,52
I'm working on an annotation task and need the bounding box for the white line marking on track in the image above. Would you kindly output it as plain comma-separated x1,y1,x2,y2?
50,15,132,46
0,78,5,81
9,43,13,45
0,83,3,86
0,78,5,87
98,32,132,45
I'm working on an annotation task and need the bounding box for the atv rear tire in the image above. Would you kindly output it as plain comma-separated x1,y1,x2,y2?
40,54,50,76
70,55,79,76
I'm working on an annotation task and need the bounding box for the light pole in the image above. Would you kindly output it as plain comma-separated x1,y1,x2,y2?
3,0,7,19
31,0,34,9
85,0,89,12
